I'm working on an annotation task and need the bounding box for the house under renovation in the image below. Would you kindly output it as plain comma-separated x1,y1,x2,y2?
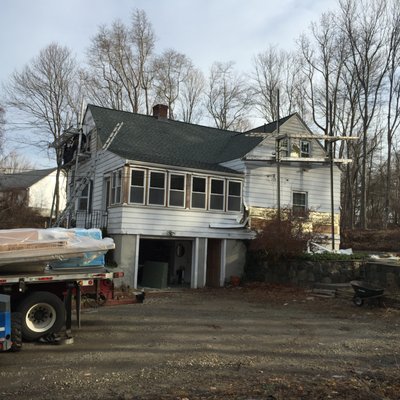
60,104,343,289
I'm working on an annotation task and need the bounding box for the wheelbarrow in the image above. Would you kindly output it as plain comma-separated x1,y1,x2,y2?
350,280,384,306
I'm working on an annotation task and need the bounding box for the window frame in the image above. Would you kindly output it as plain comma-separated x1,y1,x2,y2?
168,173,186,208
279,138,289,157
300,140,311,158
77,180,92,212
209,177,225,211
129,168,146,205
227,180,242,212
191,176,207,209
148,170,166,206
292,191,308,216
111,170,122,205
103,176,111,209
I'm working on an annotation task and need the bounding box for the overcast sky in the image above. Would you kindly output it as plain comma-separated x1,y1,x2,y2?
0,0,339,168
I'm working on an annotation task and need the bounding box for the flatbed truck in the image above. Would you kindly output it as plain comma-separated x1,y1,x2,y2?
0,267,124,351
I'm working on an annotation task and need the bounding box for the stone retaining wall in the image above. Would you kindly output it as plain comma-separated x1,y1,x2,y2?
255,259,400,290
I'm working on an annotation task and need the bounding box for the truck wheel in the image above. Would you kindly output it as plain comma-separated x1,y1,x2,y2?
17,292,66,341
353,296,364,307
10,312,22,352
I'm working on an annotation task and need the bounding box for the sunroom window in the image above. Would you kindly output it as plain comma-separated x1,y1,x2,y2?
130,169,145,204
227,181,242,211
148,171,166,205
210,178,225,210
169,174,185,207
191,176,206,209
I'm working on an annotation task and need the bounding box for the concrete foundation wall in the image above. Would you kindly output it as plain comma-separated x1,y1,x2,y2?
225,240,247,281
196,238,207,288
111,234,138,288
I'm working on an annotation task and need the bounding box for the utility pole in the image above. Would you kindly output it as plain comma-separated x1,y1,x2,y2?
329,101,335,250
276,89,281,221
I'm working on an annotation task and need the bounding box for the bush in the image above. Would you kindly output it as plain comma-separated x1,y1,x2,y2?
298,252,367,262
249,208,314,264
0,197,46,228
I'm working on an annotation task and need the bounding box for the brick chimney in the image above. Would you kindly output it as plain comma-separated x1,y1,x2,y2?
152,104,168,119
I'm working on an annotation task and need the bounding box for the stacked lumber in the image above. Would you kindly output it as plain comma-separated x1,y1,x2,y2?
0,228,115,272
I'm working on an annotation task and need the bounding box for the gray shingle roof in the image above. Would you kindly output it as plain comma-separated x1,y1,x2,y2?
245,114,295,134
87,105,264,174
0,168,56,190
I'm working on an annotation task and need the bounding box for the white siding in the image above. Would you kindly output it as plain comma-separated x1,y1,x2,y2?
243,162,341,213
29,171,66,215
106,206,252,240
92,152,126,210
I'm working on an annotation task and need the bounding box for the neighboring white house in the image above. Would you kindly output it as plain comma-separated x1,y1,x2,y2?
62,104,343,289
0,168,67,218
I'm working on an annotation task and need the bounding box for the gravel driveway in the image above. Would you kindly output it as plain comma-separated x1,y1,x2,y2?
1,285,399,399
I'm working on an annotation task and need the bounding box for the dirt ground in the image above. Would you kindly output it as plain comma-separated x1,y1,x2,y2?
1,285,400,400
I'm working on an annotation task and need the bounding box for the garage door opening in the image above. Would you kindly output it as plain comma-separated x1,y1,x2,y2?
138,239,192,288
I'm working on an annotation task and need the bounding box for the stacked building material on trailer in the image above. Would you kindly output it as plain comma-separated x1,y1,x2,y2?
0,228,114,272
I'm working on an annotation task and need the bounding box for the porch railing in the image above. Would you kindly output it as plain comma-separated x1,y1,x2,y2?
62,210,108,229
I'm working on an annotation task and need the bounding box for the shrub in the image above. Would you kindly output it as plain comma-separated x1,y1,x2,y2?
0,196,46,228
249,208,314,264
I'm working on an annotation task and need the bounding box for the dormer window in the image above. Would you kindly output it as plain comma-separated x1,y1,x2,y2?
300,140,311,158
279,139,289,157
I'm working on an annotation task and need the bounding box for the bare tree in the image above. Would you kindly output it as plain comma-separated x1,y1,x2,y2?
340,0,390,229
179,66,205,123
206,61,253,131
383,1,400,227
299,11,348,136
0,150,33,173
3,43,77,218
253,46,304,122
87,21,141,112
152,49,193,119
0,105,5,156
131,9,156,114
85,9,156,114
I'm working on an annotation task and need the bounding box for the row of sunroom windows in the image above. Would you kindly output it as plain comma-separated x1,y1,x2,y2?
109,169,243,212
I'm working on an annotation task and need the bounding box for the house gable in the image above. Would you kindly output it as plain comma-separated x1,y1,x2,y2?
244,113,327,161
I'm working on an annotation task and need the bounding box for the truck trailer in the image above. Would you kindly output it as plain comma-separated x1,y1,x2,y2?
0,228,124,351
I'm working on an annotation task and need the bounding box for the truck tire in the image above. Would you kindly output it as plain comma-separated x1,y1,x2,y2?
10,312,22,352
17,292,66,341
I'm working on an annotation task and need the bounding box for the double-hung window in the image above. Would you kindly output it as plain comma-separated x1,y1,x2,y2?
130,169,145,204
77,180,92,211
148,171,166,205
279,138,289,157
169,174,185,207
210,178,225,211
300,140,311,158
293,191,307,216
111,171,122,204
191,176,206,209
227,181,242,211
